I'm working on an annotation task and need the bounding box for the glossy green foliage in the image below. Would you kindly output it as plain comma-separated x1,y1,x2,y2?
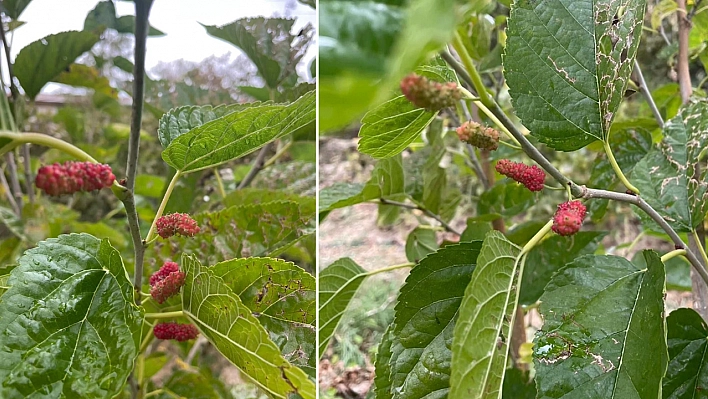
162,91,314,173
15,31,100,100
633,100,708,232
318,257,367,358
505,0,647,151
211,257,316,377
449,231,521,399
387,241,483,399
664,308,708,398
534,251,667,398
181,255,315,399
0,234,142,399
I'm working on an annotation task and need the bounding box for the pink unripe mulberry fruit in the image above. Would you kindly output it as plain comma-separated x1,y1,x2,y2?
149,261,186,304
400,73,462,112
552,200,587,236
495,159,545,192
456,121,500,151
153,322,199,341
35,161,115,196
155,213,200,239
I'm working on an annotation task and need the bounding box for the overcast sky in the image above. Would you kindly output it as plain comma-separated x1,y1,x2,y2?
7,0,316,91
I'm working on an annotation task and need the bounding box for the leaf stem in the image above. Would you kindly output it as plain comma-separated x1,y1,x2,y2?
213,168,226,199
144,170,182,243
520,219,553,256
603,139,640,194
633,60,664,128
661,249,687,263
263,140,293,168
365,262,415,276
144,311,184,319
693,230,708,266
237,142,273,189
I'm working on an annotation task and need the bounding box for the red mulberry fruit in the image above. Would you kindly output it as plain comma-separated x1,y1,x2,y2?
495,159,545,192
155,213,200,239
456,121,499,151
149,261,185,304
552,200,587,236
35,161,115,196
400,73,462,112
153,322,199,341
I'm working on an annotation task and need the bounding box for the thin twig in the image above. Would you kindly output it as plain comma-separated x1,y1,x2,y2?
677,0,693,102
0,24,32,205
633,60,664,128
582,187,708,284
465,144,490,189
4,152,21,214
0,164,19,214
124,0,153,312
689,0,704,20
378,198,462,235
185,336,208,364
237,142,272,189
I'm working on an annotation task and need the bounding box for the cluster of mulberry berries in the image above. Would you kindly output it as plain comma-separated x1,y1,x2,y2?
400,73,462,112
456,121,500,151
495,159,545,192
552,200,587,236
155,213,200,239
153,322,199,342
149,261,186,304
35,161,115,196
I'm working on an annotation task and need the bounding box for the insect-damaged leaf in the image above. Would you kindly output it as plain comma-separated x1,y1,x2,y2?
505,0,647,151
533,251,667,398
181,255,315,399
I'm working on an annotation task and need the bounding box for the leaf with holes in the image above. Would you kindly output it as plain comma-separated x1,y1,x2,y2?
449,231,521,399
664,308,708,398
181,255,314,399
388,241,483,399
174,201,314,266
157,103,252,149
15,31,100,100
162,91,314,173
203,18,313,89
0,234,142,399
318,257,367,358
504,0,647,151
211,257,315,377
533,251,666,398
632,100,708,232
